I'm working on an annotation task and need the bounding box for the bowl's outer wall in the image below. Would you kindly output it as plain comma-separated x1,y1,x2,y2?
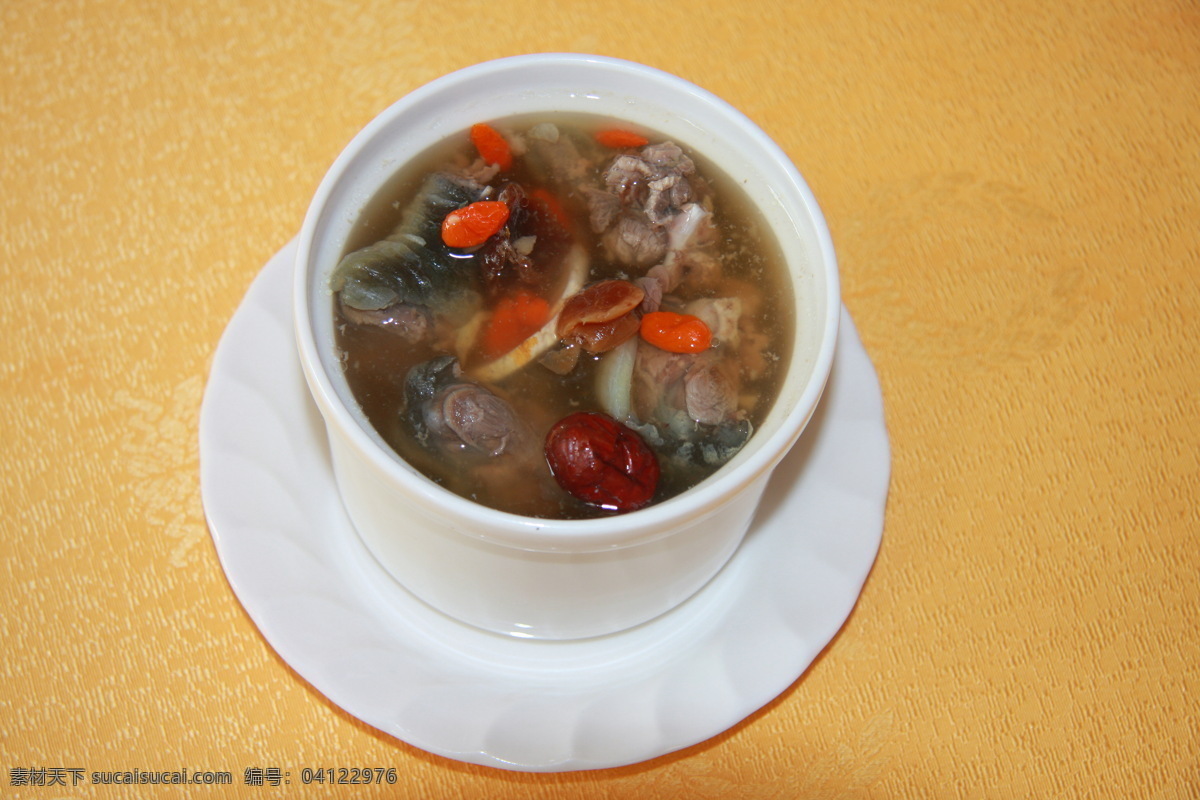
294,54,840,637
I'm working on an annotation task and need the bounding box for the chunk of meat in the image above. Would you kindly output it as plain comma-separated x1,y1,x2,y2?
684,297,742,347
404,356,528,457
604,154,654,199
602,213,667,268
582,187,621,233
640,141,696,175
339,297,433,343
674,249,722,292
524,123,594,189
635,203,715,312
630,342,693,425
630,339,740,428
603,142,695,210
461,157,501,185
683,362,738,426
428,383,525,456
644,174,693,225
582,141,709,271
622,339,752,471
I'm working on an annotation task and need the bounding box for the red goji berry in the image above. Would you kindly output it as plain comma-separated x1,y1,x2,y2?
441,200,510,248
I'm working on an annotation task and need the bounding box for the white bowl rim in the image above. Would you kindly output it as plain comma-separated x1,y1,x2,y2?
294,53,840,552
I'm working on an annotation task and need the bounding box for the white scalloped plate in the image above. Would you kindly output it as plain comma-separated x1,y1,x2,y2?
199,239,890,772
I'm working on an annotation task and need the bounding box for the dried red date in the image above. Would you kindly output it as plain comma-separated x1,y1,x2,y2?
544,412,659,513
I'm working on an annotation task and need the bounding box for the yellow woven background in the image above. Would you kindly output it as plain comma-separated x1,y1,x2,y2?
2,1,1197,797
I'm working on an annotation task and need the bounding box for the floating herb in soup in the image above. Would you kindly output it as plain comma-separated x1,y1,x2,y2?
331,115,793,519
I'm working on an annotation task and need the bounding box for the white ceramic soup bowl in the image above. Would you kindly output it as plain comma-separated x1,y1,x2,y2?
294,53,839,640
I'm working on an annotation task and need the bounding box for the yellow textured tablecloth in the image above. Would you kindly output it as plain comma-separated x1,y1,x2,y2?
3,1,1197,797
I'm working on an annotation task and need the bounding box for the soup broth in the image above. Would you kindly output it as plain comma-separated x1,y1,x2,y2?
332,114,794,519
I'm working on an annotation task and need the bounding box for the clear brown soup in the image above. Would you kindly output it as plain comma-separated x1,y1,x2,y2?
332,113,794,519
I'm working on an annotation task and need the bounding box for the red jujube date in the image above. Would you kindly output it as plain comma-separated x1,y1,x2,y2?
544,412,659,512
